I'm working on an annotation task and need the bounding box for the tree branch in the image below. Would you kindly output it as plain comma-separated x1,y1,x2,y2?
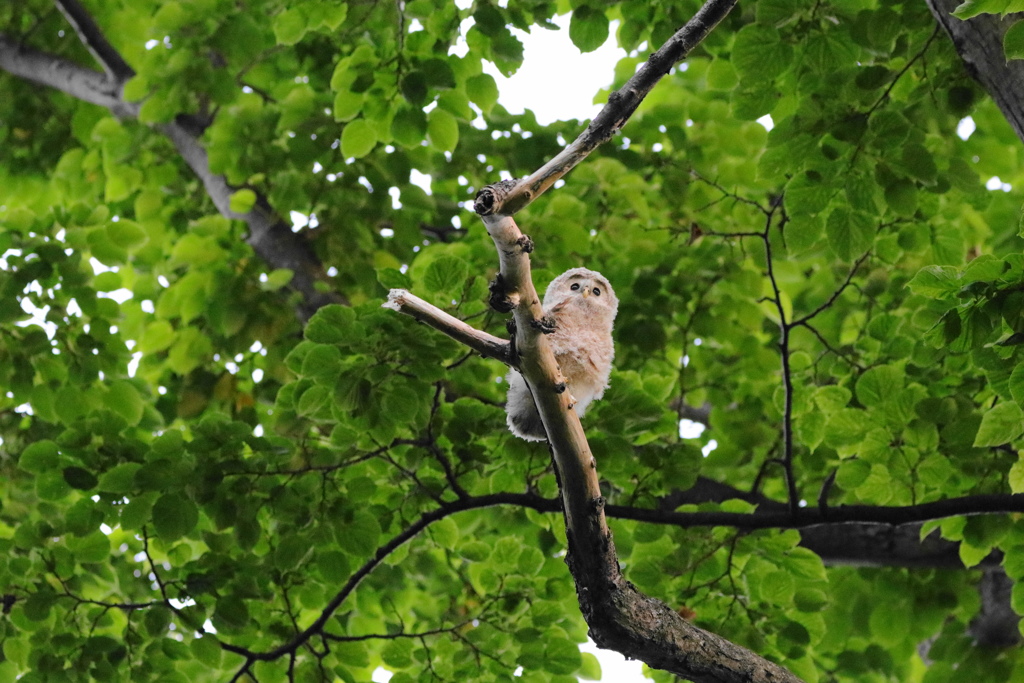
0,33,132,115
927,0,1024,144
0,24,341,320
53,0,135,82
474,0,738,217
442,204,801,681
383,289,510,365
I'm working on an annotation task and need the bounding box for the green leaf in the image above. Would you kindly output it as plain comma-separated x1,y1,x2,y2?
974,402,1024,447
107,220,148,250
825,207,874,261
19,440,59,473
213,595,250,632
756,0,801,26
262,268,294,291
305,305,357,344
855,364,904,408
901,144,938,184
836,458,869,490
758,570,796,604
953,0,1024,19
342,511,381,556
321,3,349,30
884,179,917,216
577,652,602,681
427,108,459,153
423,254,470,294
569,6,610,53
431,517,459,549
301,344,342,382
341,118,377,158
1011,364,1024,408
316,549,351,583
785,170,831,217
273,8,307,45
466,74,499,112
68,530,110,563
138,320,176,353
381,639,413,669
732,24,793,81
152,493,200,542
98,462,143,494
229,189,256,214
274,535,312,571
377,267,411,290
107,380,145,425
332,91,363,122
906,265,960,298
544,637,583,675
63,466,98,490
391,107,427,148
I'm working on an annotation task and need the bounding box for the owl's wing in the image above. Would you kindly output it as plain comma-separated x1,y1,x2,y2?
547,299,570,314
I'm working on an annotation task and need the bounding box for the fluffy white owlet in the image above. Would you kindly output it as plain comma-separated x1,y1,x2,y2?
506,267,618,441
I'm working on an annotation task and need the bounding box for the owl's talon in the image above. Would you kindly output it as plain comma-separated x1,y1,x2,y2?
554,382,567,394
530,316,556,334
516,234,535,253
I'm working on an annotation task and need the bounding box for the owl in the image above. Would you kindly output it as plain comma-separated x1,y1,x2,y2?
505,267,618,441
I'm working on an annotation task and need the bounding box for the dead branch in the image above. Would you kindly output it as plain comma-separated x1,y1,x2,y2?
383,289,510,364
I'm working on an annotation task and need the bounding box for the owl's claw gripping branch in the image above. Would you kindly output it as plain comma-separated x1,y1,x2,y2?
530,316,557,334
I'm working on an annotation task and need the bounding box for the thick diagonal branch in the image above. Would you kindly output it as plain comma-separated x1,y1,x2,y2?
927,0,1024,144
474,0,738,217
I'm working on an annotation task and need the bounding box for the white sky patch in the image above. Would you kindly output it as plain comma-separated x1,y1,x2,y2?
702,439,718,457
756,114,774,131
580,639,646,682
372,667,393,682
679,419,705,439
389,187,402,210
291,211,310,230
127,352,142,378
461,14,625,126
956,116,975,140
410,169,433,194
986,176,1012,192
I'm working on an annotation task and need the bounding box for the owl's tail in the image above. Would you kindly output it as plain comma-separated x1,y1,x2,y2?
505,370,548,442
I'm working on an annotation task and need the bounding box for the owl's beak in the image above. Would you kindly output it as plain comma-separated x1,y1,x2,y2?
581,288,590,298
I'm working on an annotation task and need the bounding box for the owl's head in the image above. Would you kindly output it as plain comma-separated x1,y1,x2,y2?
543,267,618,317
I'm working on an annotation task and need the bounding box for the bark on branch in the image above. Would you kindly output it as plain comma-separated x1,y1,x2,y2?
926,0,1024,144
475,0,738,217
383,289,511,364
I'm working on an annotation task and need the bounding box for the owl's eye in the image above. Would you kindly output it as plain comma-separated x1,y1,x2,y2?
570,283,580,291
593,287,601,296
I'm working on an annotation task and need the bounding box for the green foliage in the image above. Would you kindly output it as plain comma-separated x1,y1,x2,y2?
2,0,1024,681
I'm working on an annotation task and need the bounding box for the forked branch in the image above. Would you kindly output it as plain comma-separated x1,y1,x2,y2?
475,0,738,217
